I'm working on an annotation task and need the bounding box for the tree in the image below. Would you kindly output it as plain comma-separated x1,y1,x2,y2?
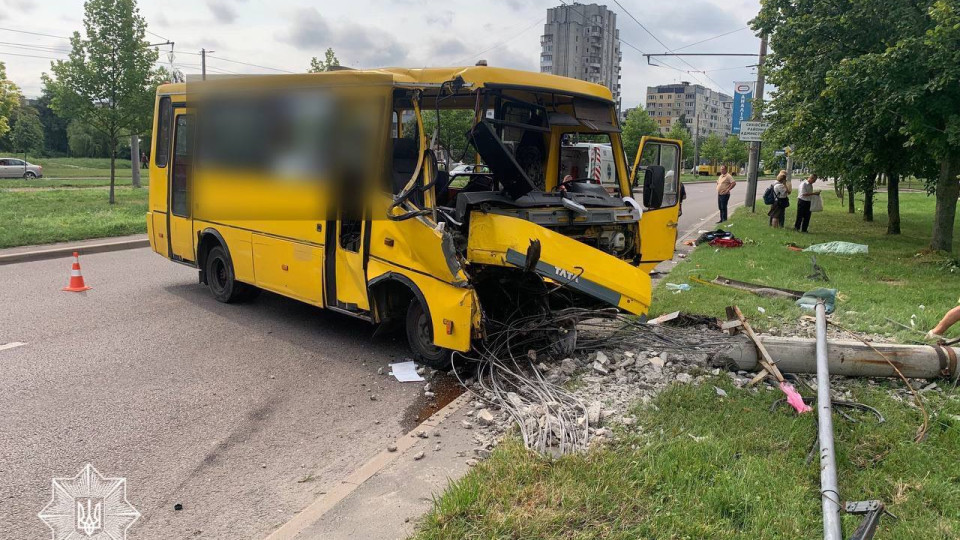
43,0,162,204
405,109,477,164
35,89,69,155
701,133,725,166
9,107,43,159
621,108,660,163
0,62,21,140
722,136,748,167
666,120,693,167
755,0,956,244
309,48,340,73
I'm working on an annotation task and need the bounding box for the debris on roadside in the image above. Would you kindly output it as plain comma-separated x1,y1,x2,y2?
389,360,425,382
803,241,868,254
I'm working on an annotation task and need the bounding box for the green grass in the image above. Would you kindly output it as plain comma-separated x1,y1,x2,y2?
652,191,960,343
0,187,147,248
414,381,960,539
0,156,136,183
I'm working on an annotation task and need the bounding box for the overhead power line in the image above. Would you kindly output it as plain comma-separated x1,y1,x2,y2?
557,0,713,90
612,0,726,90
673,27,750,52
0,27,71,40
176,50,294,73
454,15,546,65
0,51,64,60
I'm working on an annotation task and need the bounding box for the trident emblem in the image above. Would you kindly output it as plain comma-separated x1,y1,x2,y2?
76,498,103,536
39,464,140,539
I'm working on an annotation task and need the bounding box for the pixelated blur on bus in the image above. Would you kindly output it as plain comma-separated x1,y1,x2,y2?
147,65,681,367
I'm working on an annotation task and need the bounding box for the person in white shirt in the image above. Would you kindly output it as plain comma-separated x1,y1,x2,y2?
767,170,792,227
794,173,820,232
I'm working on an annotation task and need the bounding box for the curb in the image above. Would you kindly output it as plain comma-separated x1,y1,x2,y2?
0,237,150,266
264,393,472,540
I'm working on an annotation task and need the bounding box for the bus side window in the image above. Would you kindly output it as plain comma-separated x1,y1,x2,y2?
155,97,172,168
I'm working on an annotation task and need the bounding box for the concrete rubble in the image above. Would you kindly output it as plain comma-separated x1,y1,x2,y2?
439,319,946,466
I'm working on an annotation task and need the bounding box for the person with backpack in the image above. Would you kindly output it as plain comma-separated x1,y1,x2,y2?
764,170,792,227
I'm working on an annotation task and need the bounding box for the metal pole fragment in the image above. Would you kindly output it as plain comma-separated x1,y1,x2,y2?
816,300,843,540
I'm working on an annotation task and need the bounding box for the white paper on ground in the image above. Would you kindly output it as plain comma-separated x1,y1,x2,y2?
389,360,424,382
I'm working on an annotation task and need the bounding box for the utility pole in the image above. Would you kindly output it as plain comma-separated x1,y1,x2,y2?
201,48,212,80
693,112,700,174
744,34,767,212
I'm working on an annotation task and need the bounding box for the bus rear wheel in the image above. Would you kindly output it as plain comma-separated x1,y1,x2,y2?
205,245,259,303
405,299,451,370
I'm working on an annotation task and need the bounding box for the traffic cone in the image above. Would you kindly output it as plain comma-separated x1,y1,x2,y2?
62,251,92,292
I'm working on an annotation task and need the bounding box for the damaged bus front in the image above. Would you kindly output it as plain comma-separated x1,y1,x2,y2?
385,67,682,364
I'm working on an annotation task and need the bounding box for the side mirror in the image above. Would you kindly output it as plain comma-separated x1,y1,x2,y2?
642,165,665,208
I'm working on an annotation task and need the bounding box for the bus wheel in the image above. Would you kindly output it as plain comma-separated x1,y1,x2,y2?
405,299,451,370
205,245,257,303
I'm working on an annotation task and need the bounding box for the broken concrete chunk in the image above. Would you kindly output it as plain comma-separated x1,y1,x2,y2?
587,401,602,425
461,420,473,430
417,429,430,438
592,361,609,375
559,358,578,375
476,408,495,426
413,451,425,461
387,443,398,452
595,351,610,365
714,386,728,397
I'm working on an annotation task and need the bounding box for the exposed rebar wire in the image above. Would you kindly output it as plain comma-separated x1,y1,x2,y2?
828,320,930,442
452,308,738,455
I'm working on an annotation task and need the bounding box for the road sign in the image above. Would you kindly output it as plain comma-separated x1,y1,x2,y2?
731,81,755,135
738,121,769,142
774,150,785,156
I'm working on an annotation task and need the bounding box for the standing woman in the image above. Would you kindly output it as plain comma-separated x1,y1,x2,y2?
794,173,820,232
767,170,791,227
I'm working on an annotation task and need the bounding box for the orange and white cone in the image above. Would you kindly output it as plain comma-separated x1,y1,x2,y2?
62,251,92,292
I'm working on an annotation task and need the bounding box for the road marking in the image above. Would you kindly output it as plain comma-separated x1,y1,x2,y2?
0,342,26,351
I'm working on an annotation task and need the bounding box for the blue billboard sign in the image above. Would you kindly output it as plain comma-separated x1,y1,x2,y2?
731,81,755,135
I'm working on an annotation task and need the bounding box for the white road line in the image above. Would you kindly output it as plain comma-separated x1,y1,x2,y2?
0,341,26,351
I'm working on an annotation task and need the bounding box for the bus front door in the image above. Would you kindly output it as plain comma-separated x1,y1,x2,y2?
168,112,195,263
631,136,682,273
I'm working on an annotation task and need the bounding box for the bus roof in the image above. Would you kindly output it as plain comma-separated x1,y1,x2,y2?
157,65,614,103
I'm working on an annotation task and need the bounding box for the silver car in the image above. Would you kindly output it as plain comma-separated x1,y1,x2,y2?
0,158,43,178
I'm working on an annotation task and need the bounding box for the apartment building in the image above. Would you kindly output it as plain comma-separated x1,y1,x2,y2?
644,82,732,138
540,3,622,109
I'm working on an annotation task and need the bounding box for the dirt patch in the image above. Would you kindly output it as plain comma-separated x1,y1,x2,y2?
401,372,465,430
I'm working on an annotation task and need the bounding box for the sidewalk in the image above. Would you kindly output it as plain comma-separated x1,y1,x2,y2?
266,394,480,539
0,234,149,265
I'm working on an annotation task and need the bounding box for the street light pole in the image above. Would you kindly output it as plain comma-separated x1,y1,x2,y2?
744,34,767,212
693,112,700,174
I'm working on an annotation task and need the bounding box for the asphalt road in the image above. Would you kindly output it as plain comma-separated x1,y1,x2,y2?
0,181,772,539
0,249,427,539
676,179,776,239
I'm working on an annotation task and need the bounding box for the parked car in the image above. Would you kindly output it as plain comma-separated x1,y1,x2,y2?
449,163,491,176
0,158,43,178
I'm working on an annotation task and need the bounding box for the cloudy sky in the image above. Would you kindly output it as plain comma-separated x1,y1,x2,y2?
0,0,764,109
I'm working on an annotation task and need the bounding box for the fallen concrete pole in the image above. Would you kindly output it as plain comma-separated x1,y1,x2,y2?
714,335,958,380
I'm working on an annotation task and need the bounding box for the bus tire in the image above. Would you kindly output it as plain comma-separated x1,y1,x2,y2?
405,299,451,370
205,245,254,303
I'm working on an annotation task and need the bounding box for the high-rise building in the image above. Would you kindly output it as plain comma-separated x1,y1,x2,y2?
540,3,622,109
644,82,732,138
